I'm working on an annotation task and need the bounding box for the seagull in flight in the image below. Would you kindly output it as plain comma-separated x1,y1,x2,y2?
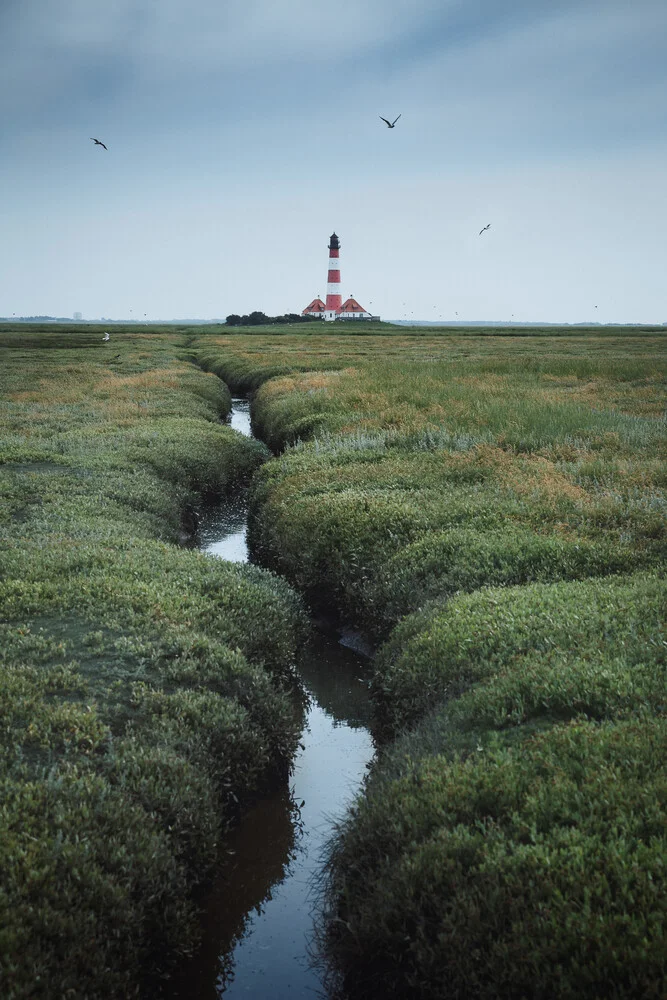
102,332,110,341
479,223,491,235
90,137,107,150
380,115,401,128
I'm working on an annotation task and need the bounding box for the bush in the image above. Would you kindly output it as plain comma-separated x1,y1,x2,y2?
362,526,644,634
0,764,197,1000
372,572,666,734
323,716,667,1000
0,544,309,998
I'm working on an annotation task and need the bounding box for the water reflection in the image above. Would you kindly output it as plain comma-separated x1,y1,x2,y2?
195,398,253,562
167,629,374,999
216,698,372,999
299,630,374,730
196,492,249,563
167,787,302,999
169,395,375,999
227,397,252,437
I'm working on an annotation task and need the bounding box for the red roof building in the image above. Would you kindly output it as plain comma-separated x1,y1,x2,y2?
337,297,371,319
301,298,326,317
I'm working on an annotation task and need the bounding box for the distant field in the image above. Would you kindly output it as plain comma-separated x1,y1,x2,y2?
1,319,664,348
206,321,665,338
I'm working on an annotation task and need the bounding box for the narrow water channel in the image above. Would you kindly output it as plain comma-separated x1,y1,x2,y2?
168,397,375,999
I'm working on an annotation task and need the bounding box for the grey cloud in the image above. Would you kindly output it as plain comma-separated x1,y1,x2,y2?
0,0,442,114
2,0,664,145
367,1,667,157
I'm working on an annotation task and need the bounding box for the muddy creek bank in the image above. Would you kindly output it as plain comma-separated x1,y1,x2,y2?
169,396,376,998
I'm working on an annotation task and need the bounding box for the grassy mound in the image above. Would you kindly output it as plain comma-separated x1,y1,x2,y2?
322,573,666,999
324,716,667,1000
0,332,308,998
0,548,307,999
1,579,307,999
195,333,665,634
247,445,659,636
372,572,665,734
361,525,644,634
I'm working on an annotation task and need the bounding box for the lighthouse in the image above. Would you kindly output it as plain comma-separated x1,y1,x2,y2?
324,232,342,321
301,231,376,321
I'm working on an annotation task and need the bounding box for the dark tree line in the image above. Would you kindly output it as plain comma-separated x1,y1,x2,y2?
225,311,318,326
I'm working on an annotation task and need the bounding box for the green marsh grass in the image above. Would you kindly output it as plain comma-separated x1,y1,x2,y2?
192,332,665,624
191,326,666,999
323,716,667,1000
0,328,307,999
6,324,660,997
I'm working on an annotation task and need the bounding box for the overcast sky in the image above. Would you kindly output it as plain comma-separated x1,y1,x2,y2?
1,0,666,323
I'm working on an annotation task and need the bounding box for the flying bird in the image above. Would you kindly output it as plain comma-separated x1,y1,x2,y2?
102,332,110,341
479,223,491,235
380,115,401,128
90,138,107,149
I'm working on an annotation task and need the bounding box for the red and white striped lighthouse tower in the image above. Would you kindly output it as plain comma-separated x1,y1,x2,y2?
301,231,375,321
324,232,342,321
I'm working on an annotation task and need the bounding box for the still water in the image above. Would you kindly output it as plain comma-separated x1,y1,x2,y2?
195,398,253,563
169,397,375,998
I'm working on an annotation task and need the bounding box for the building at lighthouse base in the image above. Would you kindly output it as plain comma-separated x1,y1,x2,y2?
302,296,377,321
336,297,373,320
302,298,326,319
